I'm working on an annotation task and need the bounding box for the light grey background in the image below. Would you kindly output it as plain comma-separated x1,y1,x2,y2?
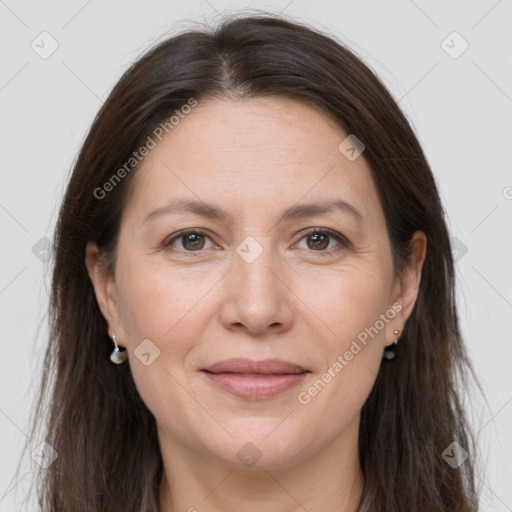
1,0,511,510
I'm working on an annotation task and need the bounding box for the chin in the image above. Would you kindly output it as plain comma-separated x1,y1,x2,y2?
199,426,312,471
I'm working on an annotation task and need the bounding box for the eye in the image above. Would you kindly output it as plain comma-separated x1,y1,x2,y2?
162,227,350,256
294,228,350,255
163,229,216,252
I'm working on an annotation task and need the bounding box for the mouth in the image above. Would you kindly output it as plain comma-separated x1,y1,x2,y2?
201,358,310,400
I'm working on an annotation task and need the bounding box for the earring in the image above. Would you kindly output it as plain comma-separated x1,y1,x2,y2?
110,334,127,364
383,329,401,361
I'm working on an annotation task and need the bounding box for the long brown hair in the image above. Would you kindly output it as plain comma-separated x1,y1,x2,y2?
27,13,479,511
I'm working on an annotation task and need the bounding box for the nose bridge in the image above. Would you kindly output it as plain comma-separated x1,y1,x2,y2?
220,234,293,333
234,234,281,302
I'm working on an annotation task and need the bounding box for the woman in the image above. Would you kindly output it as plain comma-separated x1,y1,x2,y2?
29,13,479,511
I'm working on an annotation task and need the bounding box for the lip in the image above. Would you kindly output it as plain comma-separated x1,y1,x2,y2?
204,358,307,374
201,358,310,400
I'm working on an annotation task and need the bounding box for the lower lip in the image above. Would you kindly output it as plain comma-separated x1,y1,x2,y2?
202,371,308,400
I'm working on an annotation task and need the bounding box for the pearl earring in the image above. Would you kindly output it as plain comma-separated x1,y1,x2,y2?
110,334,127,364
383,329,401,361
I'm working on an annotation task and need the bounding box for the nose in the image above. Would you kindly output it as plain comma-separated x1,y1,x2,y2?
219,240,295,336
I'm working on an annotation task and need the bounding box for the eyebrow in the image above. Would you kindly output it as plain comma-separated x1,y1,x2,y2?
141,198,363,227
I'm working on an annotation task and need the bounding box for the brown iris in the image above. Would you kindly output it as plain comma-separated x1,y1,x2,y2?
182,233,206,251
307,232,329,250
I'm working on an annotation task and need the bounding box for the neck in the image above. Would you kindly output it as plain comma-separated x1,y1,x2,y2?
158,416,364,512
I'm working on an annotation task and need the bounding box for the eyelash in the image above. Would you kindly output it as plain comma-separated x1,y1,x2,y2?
162,227,351,257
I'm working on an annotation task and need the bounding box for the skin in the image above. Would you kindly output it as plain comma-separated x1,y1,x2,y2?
86,96,427,512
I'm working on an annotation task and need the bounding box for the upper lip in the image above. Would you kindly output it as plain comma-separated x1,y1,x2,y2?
202,358,308,374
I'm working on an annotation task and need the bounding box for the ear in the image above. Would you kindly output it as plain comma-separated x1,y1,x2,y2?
386,230,427,346
85,241,126,347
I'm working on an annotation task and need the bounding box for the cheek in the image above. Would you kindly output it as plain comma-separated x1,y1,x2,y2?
114,258,218,402
115,264,211,435
116,257,216,341
296,262,392,346
292,266,390,412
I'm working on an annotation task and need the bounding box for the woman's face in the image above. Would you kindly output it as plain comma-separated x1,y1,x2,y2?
87,96,424,470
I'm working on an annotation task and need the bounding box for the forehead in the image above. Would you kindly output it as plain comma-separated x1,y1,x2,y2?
123,97,381,226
